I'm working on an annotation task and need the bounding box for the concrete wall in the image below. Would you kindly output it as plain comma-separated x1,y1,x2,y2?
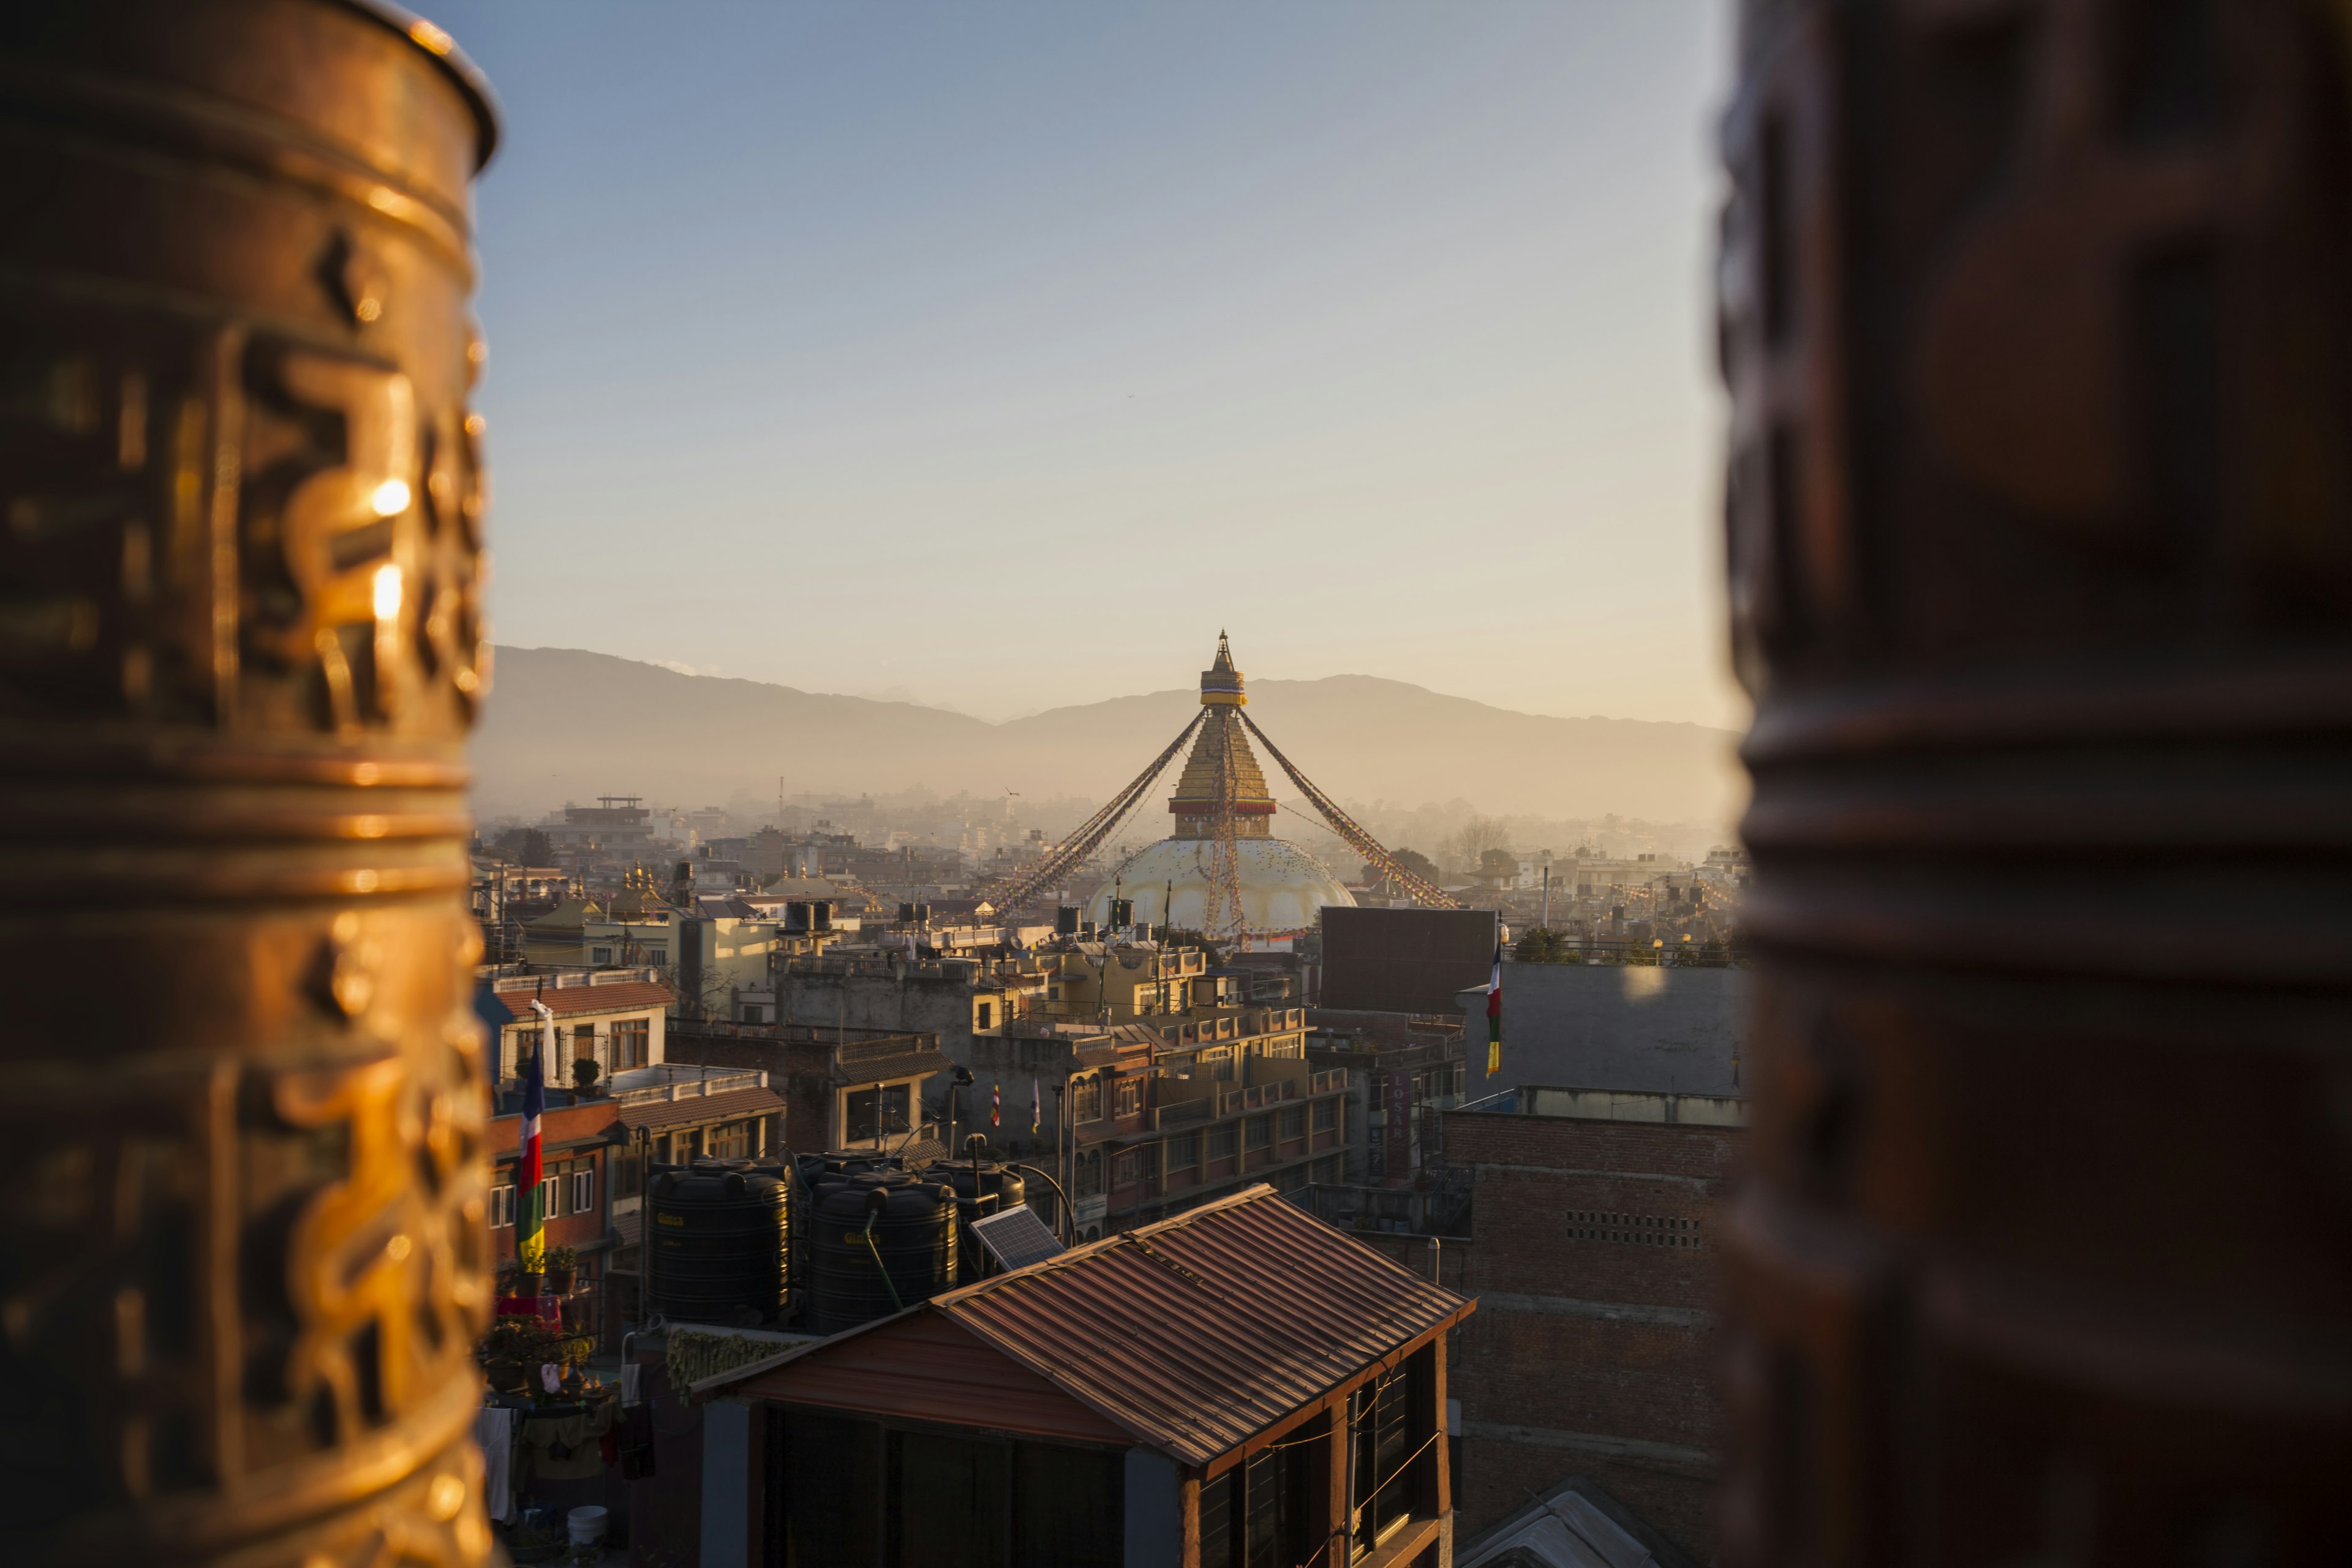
777,970,979,1064
1444,1108,1743,1561
1324,906,1496,1015
963,1033,1082,1163
1461,963,1747,1101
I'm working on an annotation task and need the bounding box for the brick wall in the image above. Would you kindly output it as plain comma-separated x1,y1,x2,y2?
1444,1109,1744,1561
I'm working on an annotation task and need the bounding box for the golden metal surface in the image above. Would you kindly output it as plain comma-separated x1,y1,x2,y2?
0,3,499,1561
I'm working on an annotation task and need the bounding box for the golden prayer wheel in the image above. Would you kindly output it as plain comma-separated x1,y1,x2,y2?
0,3,499,1562
1718,0,2352,1561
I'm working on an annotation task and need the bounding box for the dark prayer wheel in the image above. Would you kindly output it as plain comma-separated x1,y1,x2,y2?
0,4,499,1564
1717,1,2352,1562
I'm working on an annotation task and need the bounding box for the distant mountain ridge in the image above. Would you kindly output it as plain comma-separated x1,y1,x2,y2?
470,646,1744,827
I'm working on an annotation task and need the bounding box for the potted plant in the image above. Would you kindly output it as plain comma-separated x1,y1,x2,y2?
478,1314,571,1395
543,1245,577,1294
571,1055,601,1096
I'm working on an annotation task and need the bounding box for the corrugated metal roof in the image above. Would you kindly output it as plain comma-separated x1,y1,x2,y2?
707,1185,1471,1467
615,1086,785,1132
491,980,676,1017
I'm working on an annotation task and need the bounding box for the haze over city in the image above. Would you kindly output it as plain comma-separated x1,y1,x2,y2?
435,1,1741,733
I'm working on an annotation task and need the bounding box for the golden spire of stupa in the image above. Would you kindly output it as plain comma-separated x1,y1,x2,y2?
1170,634,1273,840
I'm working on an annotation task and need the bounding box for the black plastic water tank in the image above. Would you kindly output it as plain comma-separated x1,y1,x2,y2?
646,1163,789,1327
809,1174,956,1334
944,1162,1027,1215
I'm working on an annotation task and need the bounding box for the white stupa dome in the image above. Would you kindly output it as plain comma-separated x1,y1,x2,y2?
1087,837,1355,935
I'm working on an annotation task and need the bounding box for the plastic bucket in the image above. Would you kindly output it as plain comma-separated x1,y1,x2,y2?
567,1506,609,1545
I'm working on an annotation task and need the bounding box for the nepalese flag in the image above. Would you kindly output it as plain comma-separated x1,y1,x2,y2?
1487,938,1504,1076
992,1082,1001,1129
519,1005,549,1273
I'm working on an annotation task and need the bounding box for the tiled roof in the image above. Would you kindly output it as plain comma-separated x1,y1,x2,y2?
706,1185,1472,1466
614,1085,785,1133
837,1049,949,1088
491,980,674,1018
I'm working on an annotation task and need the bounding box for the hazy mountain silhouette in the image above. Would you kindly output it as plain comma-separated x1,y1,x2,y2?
472,646,1744,826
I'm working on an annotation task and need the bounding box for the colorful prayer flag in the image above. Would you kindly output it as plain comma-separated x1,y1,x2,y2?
1031,1077,1041,1136
1486,938,1503,1076
992,1081,1001,1129
520,1000,549,1273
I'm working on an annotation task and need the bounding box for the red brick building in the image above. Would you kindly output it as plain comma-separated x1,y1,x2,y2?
1444,1089,1746,1560
484,1065,796,1345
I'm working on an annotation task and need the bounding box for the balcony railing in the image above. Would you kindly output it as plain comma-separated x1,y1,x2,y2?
1218,1081,1300,1116
611,1069,766,1108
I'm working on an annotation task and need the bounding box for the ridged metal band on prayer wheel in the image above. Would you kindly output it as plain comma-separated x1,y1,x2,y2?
0,4,499,1562
1717,1,2352,1561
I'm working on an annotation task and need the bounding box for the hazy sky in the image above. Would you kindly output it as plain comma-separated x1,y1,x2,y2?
429,2,1742,729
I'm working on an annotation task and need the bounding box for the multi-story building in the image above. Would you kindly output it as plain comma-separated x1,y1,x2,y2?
668,1017,953,1156
483,1052,791,1348
1443,1086,1746,1562
1306,1008,1468,1185
975,1001,1348,1242
771,948,1056,1067
486,968,673,1090
536,794,657,870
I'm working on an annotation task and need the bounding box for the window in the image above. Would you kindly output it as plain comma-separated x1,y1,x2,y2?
572,1023,596,1062
1071,1078,1102,1123
490,1184,515,1228
1564,1211,1706,1248
570,1167,595,1215
845,1084,911,1142
1208,1123,1237,1161
1200,1417,1324,1568
1313,1098,1336,1131
612,1152,642,1200
740,1004,765,1025
1245,1115,1270,1151
707,1121,750,1160
1077,1149,1103,1196
1351,1349,1431,1553
1140,1143,1161,1183
975,1001,993,1030
1278,1106,1305,1140
1170,1132,1200,1171
590,946,612,964
1114,1149,1139,1186
539,1175,562,1223
613,1017,649,1070
1205,1047,1234,1082
1114,1078,1141,1118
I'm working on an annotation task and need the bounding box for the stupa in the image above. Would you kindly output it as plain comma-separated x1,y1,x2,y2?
1085,636,1355,937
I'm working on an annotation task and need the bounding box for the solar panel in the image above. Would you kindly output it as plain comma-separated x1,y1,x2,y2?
970,1205,1066,1272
